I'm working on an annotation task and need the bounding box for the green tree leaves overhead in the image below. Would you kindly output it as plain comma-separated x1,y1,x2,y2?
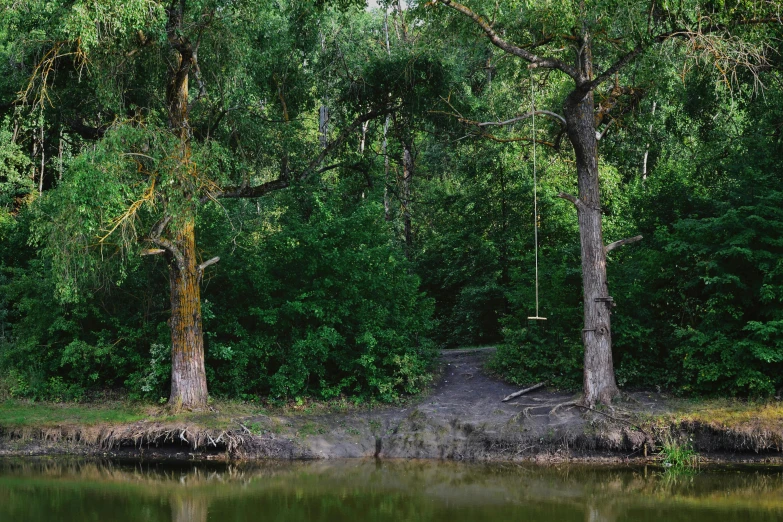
1,0,783,403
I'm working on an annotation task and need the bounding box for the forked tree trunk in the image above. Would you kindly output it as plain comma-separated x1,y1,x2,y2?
563,86,619,407
168,214,208,409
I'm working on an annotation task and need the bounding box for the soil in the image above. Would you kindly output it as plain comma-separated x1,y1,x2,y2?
2,348,782,463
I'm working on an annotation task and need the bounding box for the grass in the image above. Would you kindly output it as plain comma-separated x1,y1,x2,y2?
634,397,783,463
0,394,390,431
667,398,783,432
0,399,150,427
657,433,700,472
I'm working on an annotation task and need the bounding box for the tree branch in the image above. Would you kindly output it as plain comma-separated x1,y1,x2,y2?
202,106,394,203
67,118,109,140
148,236,185,271
435,0,580,80
557,191,585,211
298,106,396,183
596,118,616,141
479,132,557,148
150,215,172,239
197,256,220,272
605,235,643,254
477,110,566,128
143,214,184,270
586,29,686,90
586,16,781,91
204,177,289,202
197,256,219,283
140,248,166,256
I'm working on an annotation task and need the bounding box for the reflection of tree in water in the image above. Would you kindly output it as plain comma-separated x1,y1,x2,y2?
586,504,616,522
171,494,209,522
2,459,783,522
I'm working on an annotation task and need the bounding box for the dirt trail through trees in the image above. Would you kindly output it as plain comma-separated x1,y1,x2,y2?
255,347,655,460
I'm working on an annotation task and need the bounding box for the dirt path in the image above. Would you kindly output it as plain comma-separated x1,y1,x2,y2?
420,347,574,423
246,347,605,460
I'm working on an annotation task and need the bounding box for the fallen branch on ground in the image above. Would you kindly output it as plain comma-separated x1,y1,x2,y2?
502,382,546,402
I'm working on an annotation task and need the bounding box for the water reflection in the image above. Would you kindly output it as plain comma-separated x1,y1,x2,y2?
1,458,782,522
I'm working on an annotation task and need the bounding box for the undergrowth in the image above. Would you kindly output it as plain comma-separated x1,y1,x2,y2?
657,433,700,472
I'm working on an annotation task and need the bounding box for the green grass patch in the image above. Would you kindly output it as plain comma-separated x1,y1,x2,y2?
0,397,360,430
0,400,149,427
657,433,700,472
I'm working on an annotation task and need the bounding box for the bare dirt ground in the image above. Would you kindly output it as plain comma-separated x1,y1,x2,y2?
2,348,782,462
237,347,662,461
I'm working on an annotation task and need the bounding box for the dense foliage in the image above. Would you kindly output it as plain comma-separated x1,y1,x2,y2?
1,0,782,402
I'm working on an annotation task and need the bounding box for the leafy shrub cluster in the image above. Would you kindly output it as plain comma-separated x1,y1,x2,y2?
0,183,435,402
487,78,783,397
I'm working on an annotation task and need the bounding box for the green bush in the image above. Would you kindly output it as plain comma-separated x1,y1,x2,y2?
201,190,436,402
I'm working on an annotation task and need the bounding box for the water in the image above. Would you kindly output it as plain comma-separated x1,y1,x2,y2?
1,458,782,522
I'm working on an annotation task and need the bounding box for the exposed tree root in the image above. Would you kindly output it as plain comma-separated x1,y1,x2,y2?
0,423,250,455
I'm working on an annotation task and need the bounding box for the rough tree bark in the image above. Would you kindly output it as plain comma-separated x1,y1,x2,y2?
161,2,209,409
167,214,208,409
563,83,620,406
562,34,621,406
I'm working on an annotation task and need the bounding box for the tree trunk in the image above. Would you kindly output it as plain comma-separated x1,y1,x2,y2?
401,142,413,257
564,86,620,407
168,213,208,409
383,116,392,221
38,118,44,194
163,3,209,409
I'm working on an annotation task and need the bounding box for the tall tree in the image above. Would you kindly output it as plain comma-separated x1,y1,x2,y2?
434,0,780,405
5,0,385,409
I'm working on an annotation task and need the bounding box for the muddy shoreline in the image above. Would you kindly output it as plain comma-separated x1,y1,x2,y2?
2,348,782,464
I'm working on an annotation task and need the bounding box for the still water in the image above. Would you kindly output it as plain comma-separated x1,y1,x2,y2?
1,458,782,522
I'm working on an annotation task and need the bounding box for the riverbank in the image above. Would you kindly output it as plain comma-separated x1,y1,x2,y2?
1,348,782,463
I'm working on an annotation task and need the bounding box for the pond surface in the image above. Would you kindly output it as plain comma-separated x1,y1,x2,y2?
1,458,782,522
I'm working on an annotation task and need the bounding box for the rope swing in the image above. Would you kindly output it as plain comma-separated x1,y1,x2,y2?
527,68,546,321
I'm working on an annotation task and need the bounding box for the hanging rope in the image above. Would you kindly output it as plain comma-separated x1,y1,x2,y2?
528,68,546,321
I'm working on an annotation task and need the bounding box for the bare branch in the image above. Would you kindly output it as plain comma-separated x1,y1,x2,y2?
596,118,616,141
502,382,546,402
435,0,580,80
191,49,207,103
197,256,220,272
477,110,566,128
67,118,109,140
140,248,166,256
587,30,683,90
203,106,395,203
605,235,643,254
557,191,585,211
479,132,557,148
143,215,184,270
589,15,782,91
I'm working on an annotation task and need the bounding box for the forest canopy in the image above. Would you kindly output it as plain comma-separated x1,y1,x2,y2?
1,0,782,407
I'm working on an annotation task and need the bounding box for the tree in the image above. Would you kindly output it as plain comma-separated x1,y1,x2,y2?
5,0,386,409
434,0,780,405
